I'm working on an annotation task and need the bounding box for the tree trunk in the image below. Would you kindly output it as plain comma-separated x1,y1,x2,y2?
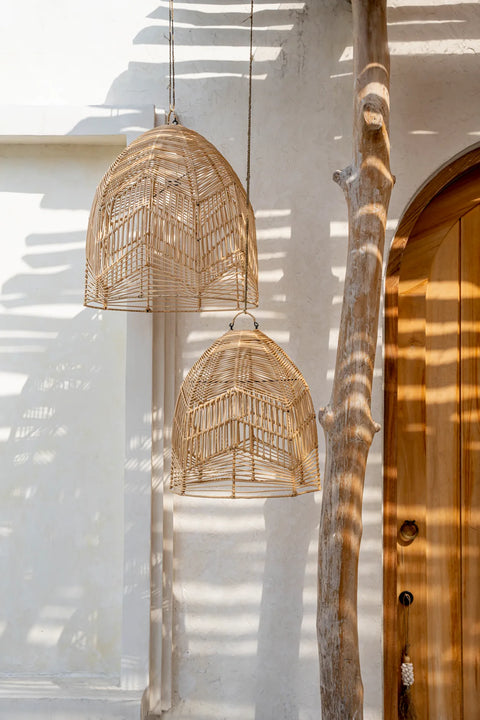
317,1,393,718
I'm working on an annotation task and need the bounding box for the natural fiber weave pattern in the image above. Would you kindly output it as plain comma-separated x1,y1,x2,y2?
171,329,321,498
85,124,258,312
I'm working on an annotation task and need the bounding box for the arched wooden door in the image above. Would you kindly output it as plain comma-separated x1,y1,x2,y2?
384,162,480,720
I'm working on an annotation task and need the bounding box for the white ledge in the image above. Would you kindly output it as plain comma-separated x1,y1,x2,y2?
0,676,142,700
0,105,157,143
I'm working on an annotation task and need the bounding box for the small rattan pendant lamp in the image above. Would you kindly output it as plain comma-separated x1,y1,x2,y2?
170,2,320,499
171,313,321,498
84,0,258,312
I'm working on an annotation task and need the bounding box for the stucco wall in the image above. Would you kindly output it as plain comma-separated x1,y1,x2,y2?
0,142,127,671
1,1,480,719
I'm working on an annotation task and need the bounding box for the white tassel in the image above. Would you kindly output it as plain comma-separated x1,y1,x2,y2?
401,660,414,687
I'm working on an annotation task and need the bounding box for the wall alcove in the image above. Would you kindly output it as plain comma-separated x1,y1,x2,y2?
384,147,480,720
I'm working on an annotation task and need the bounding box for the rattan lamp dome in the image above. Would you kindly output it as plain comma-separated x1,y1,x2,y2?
84,124,258,312
171,320,321,498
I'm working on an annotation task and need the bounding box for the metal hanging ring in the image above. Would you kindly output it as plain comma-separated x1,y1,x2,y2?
229,310,259,330
167,109,179,125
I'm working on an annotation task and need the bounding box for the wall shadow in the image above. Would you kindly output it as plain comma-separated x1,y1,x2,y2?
0,143,127,679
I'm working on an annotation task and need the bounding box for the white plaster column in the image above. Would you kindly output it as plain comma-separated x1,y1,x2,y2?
147,312,176,716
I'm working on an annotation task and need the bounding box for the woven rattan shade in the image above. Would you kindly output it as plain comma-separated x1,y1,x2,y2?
85,124,258,312
171,328,321,498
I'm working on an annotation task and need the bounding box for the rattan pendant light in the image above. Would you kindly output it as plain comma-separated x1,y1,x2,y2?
84,0,258,312
170,2,320,499
171,314,321,498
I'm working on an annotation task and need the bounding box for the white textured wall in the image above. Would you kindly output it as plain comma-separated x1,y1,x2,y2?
0,143,127,676
1,1,480,719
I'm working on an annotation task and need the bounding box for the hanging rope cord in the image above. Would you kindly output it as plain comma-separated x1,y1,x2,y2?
402,600,410,657
399,599,416,719
168,0,177,123
243,0,255,313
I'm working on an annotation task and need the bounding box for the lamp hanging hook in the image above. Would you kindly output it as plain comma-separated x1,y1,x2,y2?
167,109,179,125
229,310,259,330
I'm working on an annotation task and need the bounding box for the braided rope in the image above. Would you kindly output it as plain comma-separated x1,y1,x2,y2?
168,0,177,122
243,0,254,312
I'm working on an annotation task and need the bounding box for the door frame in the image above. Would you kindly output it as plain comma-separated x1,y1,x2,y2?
383,144,480,720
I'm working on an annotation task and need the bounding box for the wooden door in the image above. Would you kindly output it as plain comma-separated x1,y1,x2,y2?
387,173,480,719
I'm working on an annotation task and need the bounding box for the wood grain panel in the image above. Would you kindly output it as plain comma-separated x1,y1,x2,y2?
413,168,480,237
385,157,480,720
400,221,457,294
425,224,462,717
383,272,400,720
460,206,480,719
397,286,428,718
388,153,480,280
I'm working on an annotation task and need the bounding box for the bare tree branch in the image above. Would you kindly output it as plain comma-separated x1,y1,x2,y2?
317,1,393,717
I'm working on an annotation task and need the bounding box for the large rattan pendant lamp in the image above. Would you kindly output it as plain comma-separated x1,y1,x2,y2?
170,2,321,499
84,0,258,312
